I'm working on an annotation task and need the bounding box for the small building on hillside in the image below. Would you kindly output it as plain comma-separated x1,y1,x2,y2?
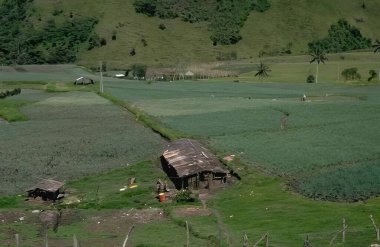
161,139,229,190
74,77,94,85
185,71,195,80
27,179,64,201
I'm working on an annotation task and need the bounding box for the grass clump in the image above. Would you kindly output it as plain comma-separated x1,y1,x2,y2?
0,99,29,122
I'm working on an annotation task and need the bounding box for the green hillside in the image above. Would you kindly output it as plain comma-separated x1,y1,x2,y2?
3,0,380,68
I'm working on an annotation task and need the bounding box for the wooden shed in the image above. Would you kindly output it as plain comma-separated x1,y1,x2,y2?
161,139,229,190
74,77,94,85
27,179,64,201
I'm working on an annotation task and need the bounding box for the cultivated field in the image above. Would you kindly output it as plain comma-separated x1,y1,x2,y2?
2,63,380,246
105,79,380,201
0,89,165,195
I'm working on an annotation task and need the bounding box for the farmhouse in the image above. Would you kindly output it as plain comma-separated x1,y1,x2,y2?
161,139,229,190
74,77,94,85
27,179,64,201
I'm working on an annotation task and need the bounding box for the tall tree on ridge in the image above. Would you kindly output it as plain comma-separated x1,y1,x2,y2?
255,62,271,80
309,47,328,83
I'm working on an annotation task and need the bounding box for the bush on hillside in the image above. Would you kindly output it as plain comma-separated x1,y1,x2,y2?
308,19,371,53
133,0,157,17
131,64,147,79
306,75,315,83
341,67,361,81
368,69,377,81
252,0,271,12
158,23,166,30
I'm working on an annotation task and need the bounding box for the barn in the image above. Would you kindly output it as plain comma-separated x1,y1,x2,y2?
27,179,64,201
74,77,94,85
161,139,229,190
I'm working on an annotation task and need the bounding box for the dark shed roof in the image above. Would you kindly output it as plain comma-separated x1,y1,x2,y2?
162,139,228,177
27,179,64,192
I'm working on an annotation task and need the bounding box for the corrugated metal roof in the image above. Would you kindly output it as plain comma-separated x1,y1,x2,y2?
162,139,228,177
27,179,64,192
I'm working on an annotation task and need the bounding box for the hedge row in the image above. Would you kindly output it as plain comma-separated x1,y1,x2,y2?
0,88,21,99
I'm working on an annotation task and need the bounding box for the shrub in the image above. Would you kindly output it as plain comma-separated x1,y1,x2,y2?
130,48,136,56
131,64,147,79
0,88,21,99
111,30,116,40
341,67,361,81
158,23,166,30
88,33,101,50
306,75,315,83
100,38,107,46
252,0,271,12
174,190,195,203
133,0,156,17
368,69,377,81
141,38,147,46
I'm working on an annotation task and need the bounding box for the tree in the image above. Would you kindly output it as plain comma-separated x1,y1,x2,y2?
309,48,328,83
374,40,380,53
254,62,271,80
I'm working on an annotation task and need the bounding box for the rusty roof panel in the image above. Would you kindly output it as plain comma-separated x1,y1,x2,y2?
27,179,64,192
162,139,229,177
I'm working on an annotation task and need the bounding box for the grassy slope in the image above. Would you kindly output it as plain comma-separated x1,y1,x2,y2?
32,0,380,68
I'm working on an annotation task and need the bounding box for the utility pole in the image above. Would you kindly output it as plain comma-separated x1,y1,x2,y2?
99,61,103,93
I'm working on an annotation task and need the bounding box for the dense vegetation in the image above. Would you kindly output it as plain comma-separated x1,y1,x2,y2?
0,88,21,99
133,0,270,45
296,159,380,201
0,0,97,65
308,19,372,53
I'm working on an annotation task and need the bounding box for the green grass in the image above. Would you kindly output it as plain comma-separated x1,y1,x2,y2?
0,196,24,208
211,170,380,246
0,99,29,121
67,161,167,209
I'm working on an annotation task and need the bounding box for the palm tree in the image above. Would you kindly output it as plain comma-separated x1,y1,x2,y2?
255,62,271,80
374,40,380,53
309,48,328,83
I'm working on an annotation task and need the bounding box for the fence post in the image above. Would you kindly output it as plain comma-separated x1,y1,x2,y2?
73,234,78,247
243,232,248,247
15,234,19,247
186,220,190,247
342,218,346,243
370,215,380,241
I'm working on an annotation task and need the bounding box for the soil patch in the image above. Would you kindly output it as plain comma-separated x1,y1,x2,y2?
86,208,164,235
172,207,212,217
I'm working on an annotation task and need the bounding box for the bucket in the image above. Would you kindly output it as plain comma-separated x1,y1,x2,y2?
159,193,166,202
